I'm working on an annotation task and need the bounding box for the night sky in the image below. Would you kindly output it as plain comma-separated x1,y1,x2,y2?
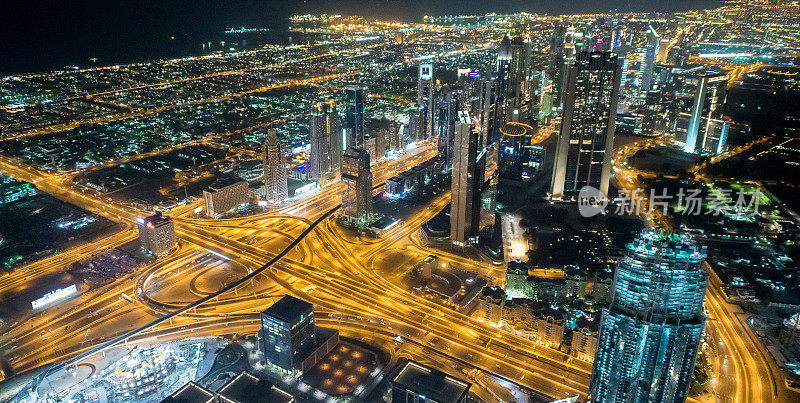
1,0,725,75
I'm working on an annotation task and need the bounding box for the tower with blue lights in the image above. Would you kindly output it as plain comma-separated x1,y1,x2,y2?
589,231,708,403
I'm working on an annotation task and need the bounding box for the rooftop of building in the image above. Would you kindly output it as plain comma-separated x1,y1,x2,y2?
262,295,314,324
508,299,567,321
217,371,293,403
302,341,379,397
161,382,215,403
574,315,600,333
207,175,247,192
626,230,706,261
481,286,507,301
142,210,172,227
392,361,470,403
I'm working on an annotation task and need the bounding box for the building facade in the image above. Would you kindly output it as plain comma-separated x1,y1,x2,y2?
309,100,341,185
137,211,176,256
203,177,248,217
263,129,288,203
683,72,727,154
450,112,483,246
344,85,366,149
260,295,317,373
589,231,708,403
341,147,373,226
638,25,659,98
551,51,621,199
417,64,436,140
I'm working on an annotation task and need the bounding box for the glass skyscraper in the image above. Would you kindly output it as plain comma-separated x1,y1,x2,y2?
344,85,366,149
550,51,621,199
589,231,708,403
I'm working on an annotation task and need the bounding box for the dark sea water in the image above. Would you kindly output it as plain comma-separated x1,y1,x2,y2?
0,1,299,76
1,27,298,76
0,0,724,76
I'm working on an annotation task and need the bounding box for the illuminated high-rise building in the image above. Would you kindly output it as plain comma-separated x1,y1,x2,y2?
263,129,288,203
506,37,532,120
638,25,659,97
407,106,426,142
137,211,176,257
683,72,727,154
436,85,464,162
343,85,366,148
341,147,373,226
590,231,707,403
309,100,341,184
495,35,512,122
550,28,581,110
480,77,500,148
417,64,436,140
551,52,621,199
450,112,484,247
657,37,671,63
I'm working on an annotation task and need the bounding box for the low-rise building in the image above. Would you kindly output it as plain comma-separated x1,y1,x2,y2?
474,286,506,325
571,316,600,361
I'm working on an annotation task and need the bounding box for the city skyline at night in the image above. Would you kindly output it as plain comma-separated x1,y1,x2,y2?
2,1,800,402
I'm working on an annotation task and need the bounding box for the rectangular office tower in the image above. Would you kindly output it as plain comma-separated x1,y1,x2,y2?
263,129,288,203
450,112,483,247
309,100,341,185
683,72,727,154
203,176,249,217
417,64,435,140
341,147,373,226
589,231,708,403
506,36,532,120
259,295,316,373
551,52,621,199
343,85,366,149
638,25,659,98
137,211,176,257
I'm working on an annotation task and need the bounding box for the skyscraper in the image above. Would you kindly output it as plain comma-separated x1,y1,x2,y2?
436,85,464,162
550,28,581,110
495,35,512,123
506,36,532,119
450,111,484,247
683,72,727,154
407,106,425,142
639,25,659,97
309,100,341,184
551,52,621,199
479,76,500,148
417,63,436,140
341,147,373,226
590,231,708,403
263,129,288,203
343,85,366,149
260,295,316,373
